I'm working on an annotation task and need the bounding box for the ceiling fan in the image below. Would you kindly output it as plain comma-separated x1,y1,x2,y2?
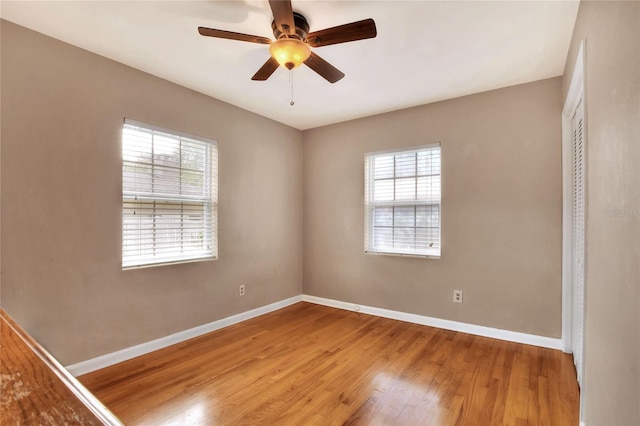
198,0,377,83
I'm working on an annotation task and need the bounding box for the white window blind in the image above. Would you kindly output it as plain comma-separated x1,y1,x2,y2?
364,144,441,257
122,120,217,268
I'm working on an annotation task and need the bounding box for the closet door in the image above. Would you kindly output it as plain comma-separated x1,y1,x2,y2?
571,98,585,386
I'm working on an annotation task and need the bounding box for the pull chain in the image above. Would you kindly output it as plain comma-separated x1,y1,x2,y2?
289,70,295,106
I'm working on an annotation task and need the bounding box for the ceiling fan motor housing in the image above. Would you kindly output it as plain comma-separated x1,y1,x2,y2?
271,12,310,42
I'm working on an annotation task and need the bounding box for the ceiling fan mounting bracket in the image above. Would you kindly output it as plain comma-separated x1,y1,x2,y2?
271,12,310,41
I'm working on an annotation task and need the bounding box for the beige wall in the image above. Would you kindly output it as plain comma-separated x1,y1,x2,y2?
303,78,563,337
1,13,588,376
563,2,640,425
0,21,303,365
0,19,3,308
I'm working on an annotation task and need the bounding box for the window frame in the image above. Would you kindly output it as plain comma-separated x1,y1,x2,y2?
364,143,442,259
121,119,218,269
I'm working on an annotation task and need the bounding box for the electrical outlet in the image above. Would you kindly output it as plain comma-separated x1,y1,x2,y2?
239,285,245,296
453,290,463,304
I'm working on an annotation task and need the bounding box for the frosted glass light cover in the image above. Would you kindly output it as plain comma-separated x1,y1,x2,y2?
269,39,311,70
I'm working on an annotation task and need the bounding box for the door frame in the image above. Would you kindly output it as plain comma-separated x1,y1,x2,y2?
562,40,586,355
561,39,586,424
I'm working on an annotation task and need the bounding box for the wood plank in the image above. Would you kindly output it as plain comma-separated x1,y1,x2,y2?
0,309,121,425
80,302,579,425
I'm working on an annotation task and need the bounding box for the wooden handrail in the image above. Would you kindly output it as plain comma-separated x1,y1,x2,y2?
0,309,123,425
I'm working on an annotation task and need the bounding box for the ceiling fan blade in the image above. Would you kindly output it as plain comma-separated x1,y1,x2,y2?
268,0,295,35
304,52,345,83
306,18,377,48
198,27,271,45
251,57,280,81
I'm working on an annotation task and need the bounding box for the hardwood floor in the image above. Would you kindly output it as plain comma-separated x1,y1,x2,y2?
80,302,579,425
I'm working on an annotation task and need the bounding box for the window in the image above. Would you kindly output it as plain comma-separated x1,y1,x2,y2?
122,120,217,268
364,144,441,257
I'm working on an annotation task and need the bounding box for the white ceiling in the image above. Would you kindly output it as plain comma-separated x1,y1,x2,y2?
1,1,579,130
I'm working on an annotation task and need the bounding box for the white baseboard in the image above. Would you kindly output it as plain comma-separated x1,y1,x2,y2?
65,295,302,377
301,294,562,350
67,293,562,376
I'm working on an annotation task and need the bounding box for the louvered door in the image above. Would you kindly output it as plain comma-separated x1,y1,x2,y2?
571,98,585,386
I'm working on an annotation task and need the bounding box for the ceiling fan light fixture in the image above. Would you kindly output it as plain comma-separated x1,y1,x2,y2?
269,38,311,70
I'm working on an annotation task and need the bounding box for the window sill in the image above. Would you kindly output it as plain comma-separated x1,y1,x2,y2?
123,255,217,270
365,250,440,259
